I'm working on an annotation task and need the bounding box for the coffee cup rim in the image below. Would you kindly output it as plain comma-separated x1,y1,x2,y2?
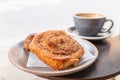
74,13,106,19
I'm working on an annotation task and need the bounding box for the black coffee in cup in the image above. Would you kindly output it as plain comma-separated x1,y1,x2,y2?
73,13,114,36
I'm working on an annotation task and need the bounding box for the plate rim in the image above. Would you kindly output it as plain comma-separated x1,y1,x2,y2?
65,26,112,40
8,39,98,76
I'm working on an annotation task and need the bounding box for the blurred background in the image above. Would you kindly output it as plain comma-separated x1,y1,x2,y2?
0,0,120,80
0,0,120,38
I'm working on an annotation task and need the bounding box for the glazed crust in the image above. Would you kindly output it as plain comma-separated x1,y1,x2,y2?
29,30,84,70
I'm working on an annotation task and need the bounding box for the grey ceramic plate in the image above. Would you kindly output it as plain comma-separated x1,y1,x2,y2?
65,26,112,40
8,39,98,76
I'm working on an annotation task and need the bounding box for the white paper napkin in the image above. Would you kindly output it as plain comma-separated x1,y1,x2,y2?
26,50,95,67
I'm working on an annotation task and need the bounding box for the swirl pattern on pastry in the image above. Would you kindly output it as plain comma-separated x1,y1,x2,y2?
29,30,84,70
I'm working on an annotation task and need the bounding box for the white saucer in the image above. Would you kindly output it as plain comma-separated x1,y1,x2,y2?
65,27,112,40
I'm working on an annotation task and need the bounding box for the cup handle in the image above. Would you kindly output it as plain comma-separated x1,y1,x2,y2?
101,19,114,33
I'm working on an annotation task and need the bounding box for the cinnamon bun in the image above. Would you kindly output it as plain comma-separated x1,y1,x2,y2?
27,30,84,70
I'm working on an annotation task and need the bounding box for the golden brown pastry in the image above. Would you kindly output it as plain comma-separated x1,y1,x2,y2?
29,30,84,70
24,33,36,51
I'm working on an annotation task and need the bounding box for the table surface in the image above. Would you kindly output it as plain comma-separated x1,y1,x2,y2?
41,35,120,80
